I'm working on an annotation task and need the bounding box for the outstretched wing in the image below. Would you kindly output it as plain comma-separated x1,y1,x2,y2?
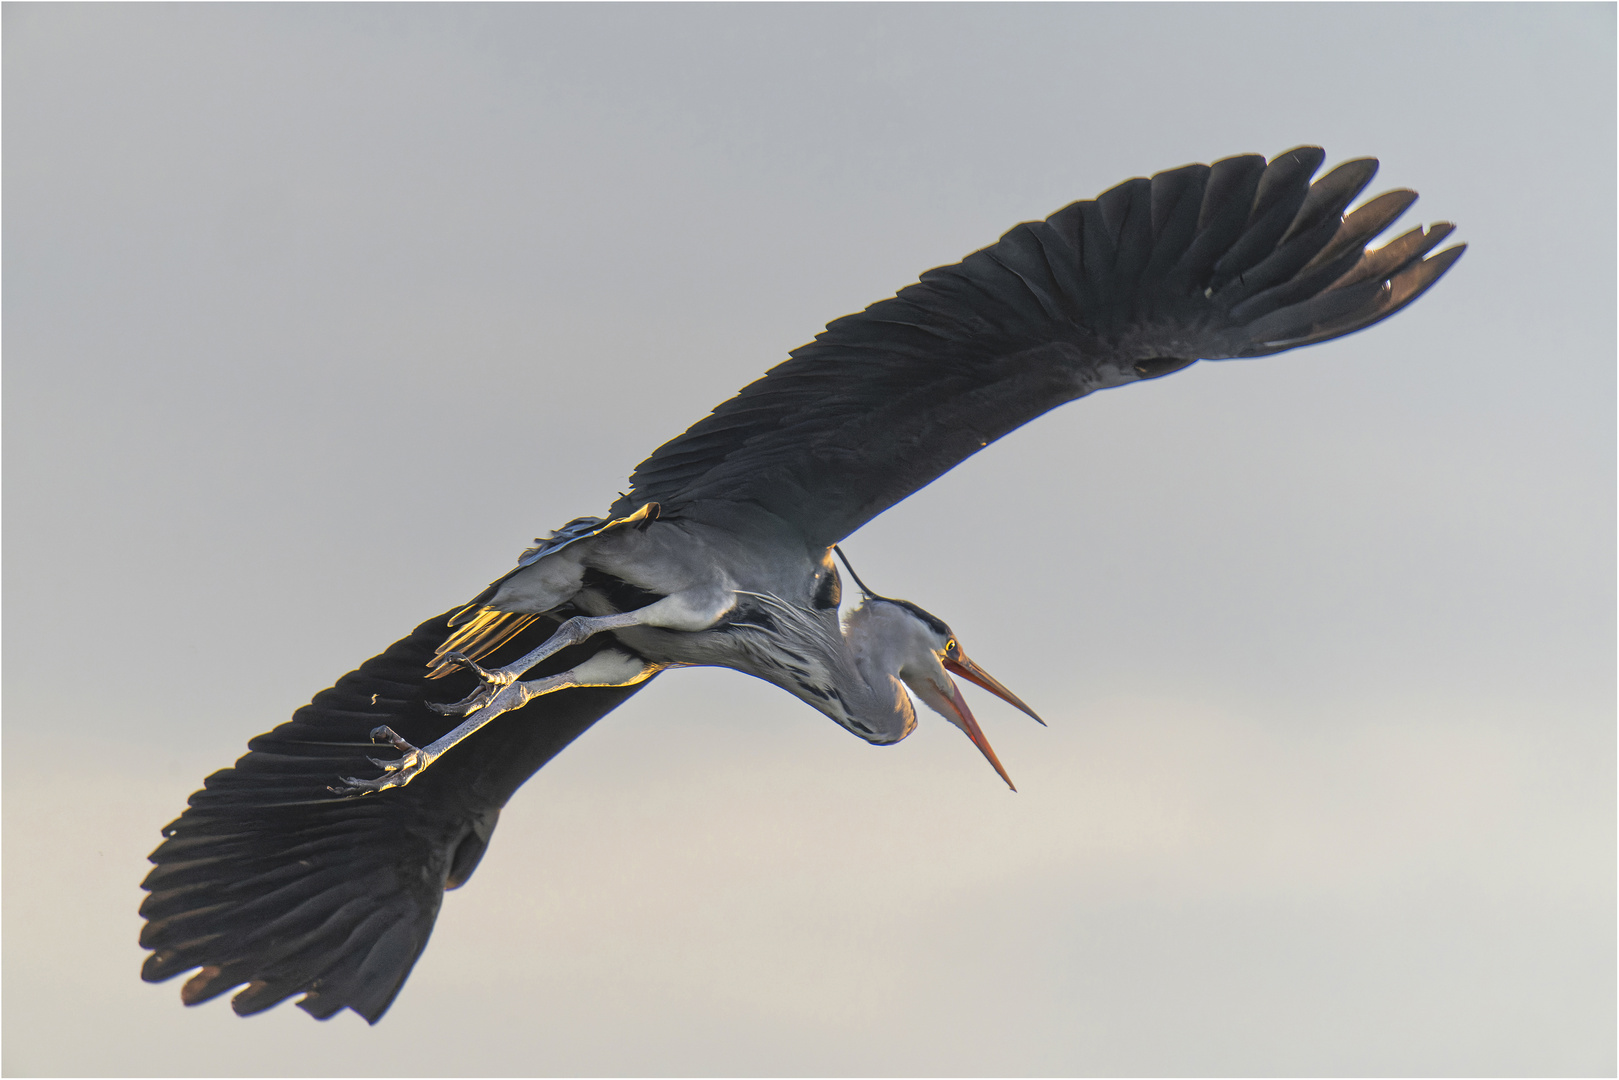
613,148,1463,549
139,609,654,1023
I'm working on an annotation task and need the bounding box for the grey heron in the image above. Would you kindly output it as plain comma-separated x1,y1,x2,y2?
139,147,1464,1023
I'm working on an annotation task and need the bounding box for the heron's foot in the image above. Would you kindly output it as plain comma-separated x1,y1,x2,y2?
329,726,433,796
426,652,517,716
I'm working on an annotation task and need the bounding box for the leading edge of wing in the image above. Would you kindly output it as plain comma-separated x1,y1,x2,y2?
138,608,653,1023
613,147,1463,548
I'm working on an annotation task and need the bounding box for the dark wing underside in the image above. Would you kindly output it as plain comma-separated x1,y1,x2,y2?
140,609,653,1023
612,148,1463,549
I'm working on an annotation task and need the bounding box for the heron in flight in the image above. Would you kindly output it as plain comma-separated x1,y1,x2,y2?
140,147,1463,1023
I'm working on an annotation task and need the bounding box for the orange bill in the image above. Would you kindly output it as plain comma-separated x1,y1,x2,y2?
945,678,1017,792
943,652,1045,726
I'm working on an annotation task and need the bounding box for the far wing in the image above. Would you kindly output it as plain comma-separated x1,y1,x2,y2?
613,148,1463,549
139,608,654,1023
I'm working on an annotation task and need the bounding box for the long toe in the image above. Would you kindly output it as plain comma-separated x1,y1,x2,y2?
369,725,417,752
330,767,410,797
427,687,495,716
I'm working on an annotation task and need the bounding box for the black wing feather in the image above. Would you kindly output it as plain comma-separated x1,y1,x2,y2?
140,609,653,1023
1142,162,1209,298
613,147,1463,547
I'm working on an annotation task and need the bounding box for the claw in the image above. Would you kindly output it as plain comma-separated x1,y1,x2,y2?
427,654,516,716
441,652,494,679
370,725,415,751
327,726,430,797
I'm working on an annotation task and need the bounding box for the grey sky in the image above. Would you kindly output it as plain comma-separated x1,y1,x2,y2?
4,3,1613,1074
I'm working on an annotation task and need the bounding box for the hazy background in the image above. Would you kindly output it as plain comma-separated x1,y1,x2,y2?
5,4,1613,1075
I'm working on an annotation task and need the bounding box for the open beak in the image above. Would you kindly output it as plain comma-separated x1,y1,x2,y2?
909,673,1018,791
943,653,1045,726
941,678,1019,792
910,650,1040,792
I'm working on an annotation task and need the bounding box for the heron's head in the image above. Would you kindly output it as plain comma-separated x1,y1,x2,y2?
842,593,1042,791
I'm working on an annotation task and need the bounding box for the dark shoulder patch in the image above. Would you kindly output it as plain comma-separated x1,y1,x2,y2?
812,566,842,610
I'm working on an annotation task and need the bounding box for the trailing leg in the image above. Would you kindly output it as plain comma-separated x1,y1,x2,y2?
332,649,664,796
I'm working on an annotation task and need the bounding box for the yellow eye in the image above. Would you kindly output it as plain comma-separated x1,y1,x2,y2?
945,638,957,653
